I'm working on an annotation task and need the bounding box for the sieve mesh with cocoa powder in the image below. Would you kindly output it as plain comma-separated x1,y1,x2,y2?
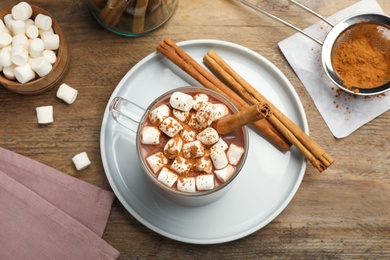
331,22,390,90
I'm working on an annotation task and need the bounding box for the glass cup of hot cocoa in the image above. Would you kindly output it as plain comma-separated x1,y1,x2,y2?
109,87,249,206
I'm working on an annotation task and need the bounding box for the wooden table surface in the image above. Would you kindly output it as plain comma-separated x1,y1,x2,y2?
1,0,389,258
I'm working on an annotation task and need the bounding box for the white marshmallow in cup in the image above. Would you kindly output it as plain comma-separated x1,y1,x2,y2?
169,91,194,112
32,57,52,77
34,14,52,31
72,152,91,171
56,83,78,104
11,2,33,21
14,63,35,83
43,34,59,50
35,105,53,124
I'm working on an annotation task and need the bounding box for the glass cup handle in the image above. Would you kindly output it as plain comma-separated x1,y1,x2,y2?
109,97,145,133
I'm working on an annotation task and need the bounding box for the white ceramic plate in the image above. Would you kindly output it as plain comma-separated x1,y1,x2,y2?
100,39,308,244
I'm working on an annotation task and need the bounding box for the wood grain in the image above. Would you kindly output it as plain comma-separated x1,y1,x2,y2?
0,0,389,258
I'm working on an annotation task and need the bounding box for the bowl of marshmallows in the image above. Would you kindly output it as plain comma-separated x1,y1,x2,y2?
0,2,70,95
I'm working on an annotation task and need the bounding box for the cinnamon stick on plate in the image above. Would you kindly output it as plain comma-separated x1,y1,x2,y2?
203,50,334,172
156,37,291,152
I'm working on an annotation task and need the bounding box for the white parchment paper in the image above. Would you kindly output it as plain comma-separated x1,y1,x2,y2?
278,0,390,138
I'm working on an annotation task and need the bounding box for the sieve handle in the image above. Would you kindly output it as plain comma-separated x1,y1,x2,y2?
239,0,329,45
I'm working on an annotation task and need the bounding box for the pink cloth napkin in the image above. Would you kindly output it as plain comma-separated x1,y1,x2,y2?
0,147,120,259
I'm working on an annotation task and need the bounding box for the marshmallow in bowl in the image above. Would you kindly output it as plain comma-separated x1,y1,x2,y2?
34,14,52,31
0,49,12,67
169,91,193,112
72,152,91,171
11,45,28,66
43,34,59,50
14,63,35,84
29,38,44,58
56,83,78,104
35,105,53,124
11,2,33,21
0,32,12,47
32,57,52,77
196,175,214,191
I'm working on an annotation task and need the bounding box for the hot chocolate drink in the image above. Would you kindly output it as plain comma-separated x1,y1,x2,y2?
138,88,247,193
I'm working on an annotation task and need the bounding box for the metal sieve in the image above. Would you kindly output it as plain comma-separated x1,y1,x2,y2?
239,0,390,96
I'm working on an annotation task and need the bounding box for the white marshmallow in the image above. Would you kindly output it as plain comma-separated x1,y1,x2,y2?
25,18,34,28
39,27,54,39
196,175,215,191
214,164,235,183
227,143,245,165
34,14,52,31
43,50,57,64
0,32,12,48
0,50,12,67
11,20,25,35
182,140,205,159
141,126,160,145
72,152,91,171
26,24,39,39
148,104,170,124
11,2,33,21
169,91,193,112
32,57,52,77
35,105,53,124
192,93,209,110
172,109,189,122
157,167,178,188
210,138,228,153
213,103,229,120
12,34,28,47
43,34,59,50
187,113,203,131
146,152,168,174
170,156,192,175
56,83,78,104
2,64,16,80
210,149,229,170
193,157,213,174
29,38,45,58
197,127,219,146
196,101,217,127
0,19,5,33
159,117,183,137
180,129,196,142
177,177,196,193
163,137,183,159
11,45,28,66
14,63,36,83
4,14,15,30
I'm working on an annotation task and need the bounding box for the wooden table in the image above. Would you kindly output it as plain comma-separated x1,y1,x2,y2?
1,0,389,258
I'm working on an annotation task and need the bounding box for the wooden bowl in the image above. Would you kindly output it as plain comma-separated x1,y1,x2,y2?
0,5,70,95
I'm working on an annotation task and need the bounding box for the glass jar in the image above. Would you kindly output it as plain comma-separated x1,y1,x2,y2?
88,0,178,36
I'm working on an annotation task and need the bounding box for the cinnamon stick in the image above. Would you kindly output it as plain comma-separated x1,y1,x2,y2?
204,50,334,172
132,0,149,33
215,102,272,135
99,0,130,27
156,38,291,152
